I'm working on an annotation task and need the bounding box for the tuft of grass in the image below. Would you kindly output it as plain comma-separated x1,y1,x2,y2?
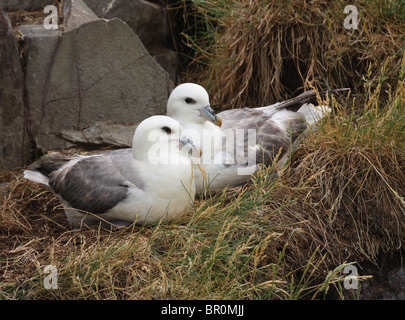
1,167,362,300
277,56,405,267
181,0,405,110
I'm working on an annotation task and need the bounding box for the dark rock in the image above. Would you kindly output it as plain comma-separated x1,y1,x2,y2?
83,0,171,48
82,0,179,81
358,252,405,300
0,11,31,171
152,49,179,84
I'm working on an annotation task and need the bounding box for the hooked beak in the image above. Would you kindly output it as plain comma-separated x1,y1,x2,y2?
179,137,202,158
199,106,222,127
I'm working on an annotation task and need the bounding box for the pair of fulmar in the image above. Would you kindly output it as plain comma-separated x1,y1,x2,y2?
24,83,346,228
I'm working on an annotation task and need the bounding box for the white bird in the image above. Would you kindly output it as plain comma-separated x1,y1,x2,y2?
24,115,199,228
167,83,347,192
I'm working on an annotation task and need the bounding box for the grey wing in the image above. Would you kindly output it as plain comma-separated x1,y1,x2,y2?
272,88,350,111
271,90,318,110
223,117,290,165
49,149,143,214
216,89,348,164
254,116,306,163
219,88,349,115
218,108,264,124
220,110,306,164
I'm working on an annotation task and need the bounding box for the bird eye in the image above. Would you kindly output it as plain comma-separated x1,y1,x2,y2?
185,97,195,104
161,126,172,134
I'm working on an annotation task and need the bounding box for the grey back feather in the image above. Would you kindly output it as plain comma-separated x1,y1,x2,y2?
216,88,348,165
48,149,144,214
219,109,306,165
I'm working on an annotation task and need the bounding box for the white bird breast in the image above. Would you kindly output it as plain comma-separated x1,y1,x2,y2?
146,131,192,165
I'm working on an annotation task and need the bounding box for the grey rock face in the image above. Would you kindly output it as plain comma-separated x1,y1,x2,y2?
1,0,175,169
18,25,61,151
21,17,172,152
60,121,138,148
63,0,99,31
0,11,31,171
83,0,179,82
83,0,171,49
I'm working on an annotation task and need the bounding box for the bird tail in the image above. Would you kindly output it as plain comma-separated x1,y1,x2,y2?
23,169,50,186
23,158,68,186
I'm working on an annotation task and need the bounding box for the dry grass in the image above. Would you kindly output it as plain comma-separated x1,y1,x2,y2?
0,168,370,300
264,62,405,275
6,0,64,26
181,0,405,110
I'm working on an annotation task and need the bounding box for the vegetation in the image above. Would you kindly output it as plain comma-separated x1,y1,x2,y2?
1,0,405,299
181,0,405,109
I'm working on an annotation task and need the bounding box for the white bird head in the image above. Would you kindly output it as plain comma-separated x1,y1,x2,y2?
132,115,200,164
167,83,222,127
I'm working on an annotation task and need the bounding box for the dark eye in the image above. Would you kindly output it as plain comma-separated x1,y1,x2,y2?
161,126,172,134
185,97,195,104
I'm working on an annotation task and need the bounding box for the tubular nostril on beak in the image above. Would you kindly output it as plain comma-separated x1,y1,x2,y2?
179,137,201,159
200,105,221,127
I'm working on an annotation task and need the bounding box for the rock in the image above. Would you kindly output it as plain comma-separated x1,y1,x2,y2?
83,0,171,49
152,49,179,84
0,0,54,12
60,121,137,148
82,0,179,81
63,0,99,31
18,24,62,149
22,17,172,152
0,11,31,171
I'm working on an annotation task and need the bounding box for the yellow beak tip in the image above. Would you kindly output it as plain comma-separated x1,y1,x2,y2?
216,117,222,127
